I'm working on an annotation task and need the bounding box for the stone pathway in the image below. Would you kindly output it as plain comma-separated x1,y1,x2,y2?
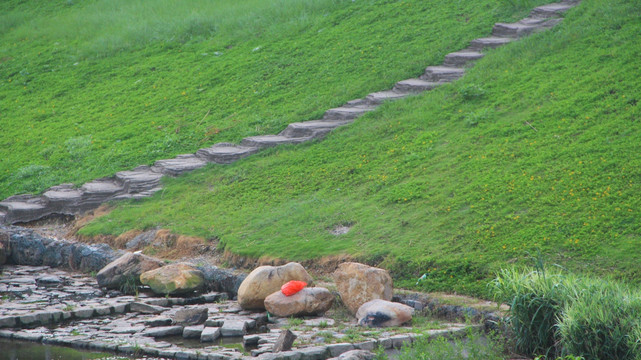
0,265,472,360
0,1,580,225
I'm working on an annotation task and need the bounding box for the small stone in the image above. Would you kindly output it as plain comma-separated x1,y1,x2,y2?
200,327,221,342
36,275,63,287
183,325,204,339
173,307,208,326
334,350,376,360
130,302,166,314
110,326,145,334
298,346,328,360
220,320,247,337
327,343,355,357
145,316,173,327
142,325,184,337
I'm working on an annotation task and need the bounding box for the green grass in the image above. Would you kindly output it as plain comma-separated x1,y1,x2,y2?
76,0,641,297
0,0,537,198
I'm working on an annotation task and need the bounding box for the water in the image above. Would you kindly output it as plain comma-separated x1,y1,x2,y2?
0,339,121,360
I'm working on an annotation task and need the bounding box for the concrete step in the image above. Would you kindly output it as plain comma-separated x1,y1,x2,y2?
364,90,409,105
80,178,126,206
115,166,164,194
153,155,208,176
443,51,485,67
196,143,259,164
531,2,575,18
240,135,314,149
43,184,83,214
420,66,465,82
323,105,376,120
280,120,352,138
393,79,441,93
468,37,514,51
0,195,51,224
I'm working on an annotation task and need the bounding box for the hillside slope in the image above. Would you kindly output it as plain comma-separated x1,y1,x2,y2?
0,0,536,198
79,0,641,296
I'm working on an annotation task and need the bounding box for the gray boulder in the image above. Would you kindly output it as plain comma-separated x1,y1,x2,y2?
96,252,164,290
356,299,414,327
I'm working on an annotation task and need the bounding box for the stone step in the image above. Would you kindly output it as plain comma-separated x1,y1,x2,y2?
393,78,441,93
240,135,314,149
153,155,208,176
364,90,409,105
196,143,259,164
280,120,352,138
468,37,514,51
323,105,376,120
419,66,465,82
492,22,541,38
531,2,575,18
0,210,5,223
443,51,485,67
0,195,51,224
80,178,126,206
42,184,84,214
115,166,164,194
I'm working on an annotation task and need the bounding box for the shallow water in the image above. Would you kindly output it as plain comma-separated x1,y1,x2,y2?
0,339,119,360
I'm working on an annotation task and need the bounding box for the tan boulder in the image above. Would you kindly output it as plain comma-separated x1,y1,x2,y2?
237,262,313,310
96,252,164,290
333,262,393,314
356,299,414,327
264,287,334,317
140,263,205,295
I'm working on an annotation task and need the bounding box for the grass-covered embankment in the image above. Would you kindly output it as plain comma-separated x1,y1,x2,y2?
0,0,535,198
79,0,641,296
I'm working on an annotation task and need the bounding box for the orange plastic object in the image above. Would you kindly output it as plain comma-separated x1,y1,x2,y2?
281,280,307,296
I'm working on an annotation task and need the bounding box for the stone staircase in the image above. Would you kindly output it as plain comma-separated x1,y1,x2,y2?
0,1,579,225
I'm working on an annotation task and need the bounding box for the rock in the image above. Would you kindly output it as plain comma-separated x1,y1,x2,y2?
142,325,184,338
356,299,414,327
264,287,334,317
96,252,164,290
36,275,63,287
140,263,205,295
198,264,246,296
0,231,9,265
125,230,157,250
237,262,313,310
130,302,166,314
272,329,296,352
220,320,248,337
333,262,393,314
172,307,208,326
200,327,221,342
145,316,173,327
183,325,204,339
330,350,376,360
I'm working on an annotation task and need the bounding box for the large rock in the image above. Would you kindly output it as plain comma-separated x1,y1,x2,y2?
333,262,393,314
356,299,413,327
237,262,313,310
140,263,205,295
264,287,334,317
96,252,164,290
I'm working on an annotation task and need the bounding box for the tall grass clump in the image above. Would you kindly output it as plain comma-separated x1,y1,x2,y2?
393,328,505,360
557,284,641,360
492,266,641,359
491,267,574,358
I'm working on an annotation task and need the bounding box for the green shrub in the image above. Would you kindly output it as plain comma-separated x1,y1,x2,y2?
557,283,641,360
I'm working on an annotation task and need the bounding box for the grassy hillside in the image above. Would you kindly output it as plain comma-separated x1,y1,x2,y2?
79,0,641,296
0,0,537,199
